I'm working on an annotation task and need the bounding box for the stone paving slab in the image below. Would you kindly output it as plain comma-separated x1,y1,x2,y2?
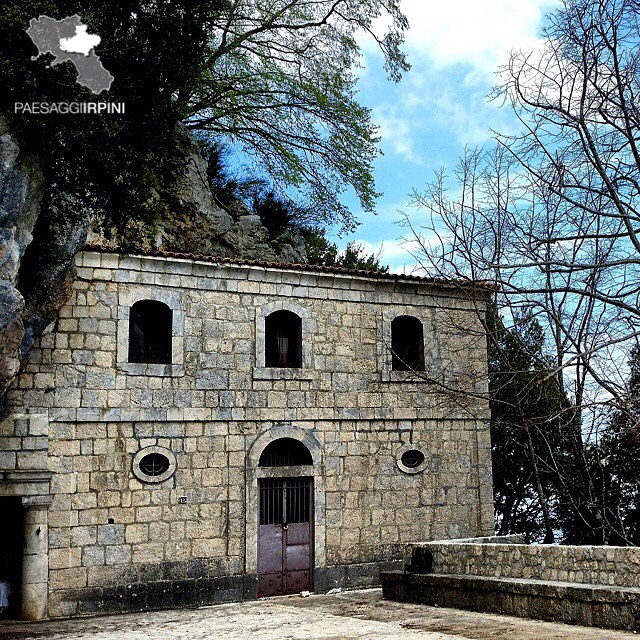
0,588,635,640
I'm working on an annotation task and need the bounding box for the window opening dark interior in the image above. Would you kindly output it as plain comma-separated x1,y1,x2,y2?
0,497,24,618
139,452,170,477
128,300,172,364
391,315,425,371
265,310,302,368
401,449,425,469
259,438,313,467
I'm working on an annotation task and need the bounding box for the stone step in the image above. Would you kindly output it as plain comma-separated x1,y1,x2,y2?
381,570,640,631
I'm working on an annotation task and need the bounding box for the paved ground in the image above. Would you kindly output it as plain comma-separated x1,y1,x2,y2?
0,589,635,640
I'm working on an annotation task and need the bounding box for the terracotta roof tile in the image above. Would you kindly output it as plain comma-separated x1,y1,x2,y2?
83,244,493,291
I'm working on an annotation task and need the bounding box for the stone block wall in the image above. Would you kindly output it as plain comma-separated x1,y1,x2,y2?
0,414,49,481
44,419,244,617
416,539,640,587
40,417,491,616
3,250,494,617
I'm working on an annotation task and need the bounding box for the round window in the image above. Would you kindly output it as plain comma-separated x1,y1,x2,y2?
396,445,428,474
139,452,170,477
401,449,425,469
132,446,177,483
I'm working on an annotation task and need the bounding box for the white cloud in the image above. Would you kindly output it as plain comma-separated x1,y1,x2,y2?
359,1,560,163
369,71,513,159
358,238,423,273
403,79,507,146
348,1,562,247
338,237,445,275
371,104,425,163
400,0,560,76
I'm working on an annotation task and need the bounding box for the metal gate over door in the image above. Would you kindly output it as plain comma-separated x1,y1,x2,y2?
258,477,312,596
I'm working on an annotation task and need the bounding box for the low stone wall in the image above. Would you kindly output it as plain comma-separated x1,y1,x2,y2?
410,538,640,588
382,572,640,631
385,536,640,630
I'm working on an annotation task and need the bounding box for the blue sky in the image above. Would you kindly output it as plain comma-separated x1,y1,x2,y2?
331,0,559,273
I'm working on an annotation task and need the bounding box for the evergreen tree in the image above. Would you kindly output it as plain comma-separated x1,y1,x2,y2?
488,305,568,542
599,347,640,544
303,228,388,272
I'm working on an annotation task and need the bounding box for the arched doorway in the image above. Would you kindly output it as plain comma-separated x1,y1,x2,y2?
257,438,313,596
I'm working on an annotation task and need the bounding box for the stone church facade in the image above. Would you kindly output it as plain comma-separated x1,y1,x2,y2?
0,248,493,619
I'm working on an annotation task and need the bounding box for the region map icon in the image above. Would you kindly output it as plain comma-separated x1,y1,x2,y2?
26,15,114,94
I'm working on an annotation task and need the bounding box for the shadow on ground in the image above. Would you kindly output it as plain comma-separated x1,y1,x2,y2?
0,588,634,639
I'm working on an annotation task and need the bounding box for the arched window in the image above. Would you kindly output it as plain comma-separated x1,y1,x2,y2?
391,315,425,371
265,310,302,368
259,438,313,467
128,300,173,364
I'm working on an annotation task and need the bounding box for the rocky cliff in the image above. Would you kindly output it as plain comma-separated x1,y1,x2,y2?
0,114,44,409
0,116,307,407
89,124,307,262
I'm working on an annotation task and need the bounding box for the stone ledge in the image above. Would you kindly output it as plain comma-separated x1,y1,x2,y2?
1,470,52,483
252,367,313,381
116,362,185,377
0,470,52,499
381,571,640,630
418,534,525,545
380,370,441,383
388,572,640,603
408,539,640,588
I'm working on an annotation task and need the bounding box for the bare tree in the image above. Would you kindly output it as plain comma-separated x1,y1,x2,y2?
496,0,640,461
405,137,639,542
495,0,640,338
403,0,640,542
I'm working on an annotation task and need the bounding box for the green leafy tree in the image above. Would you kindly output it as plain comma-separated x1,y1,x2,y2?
0,0,406,380
184,0,408,229
304,229,339,266
2,0,407,231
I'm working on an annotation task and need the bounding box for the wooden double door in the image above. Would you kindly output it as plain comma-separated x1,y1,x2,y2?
257,477,313,596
